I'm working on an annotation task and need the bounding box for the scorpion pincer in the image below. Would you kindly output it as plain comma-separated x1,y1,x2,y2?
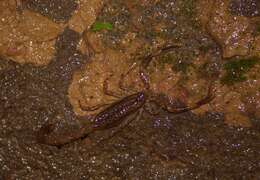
37,45,215,147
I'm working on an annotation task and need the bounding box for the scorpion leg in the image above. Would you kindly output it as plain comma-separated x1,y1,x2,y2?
140,44,182,70
118,44,180,93
103,73,122,98
78,74,118,112
119,62,139,93
80,71,131,112
162,83,215,114
139,44,182,90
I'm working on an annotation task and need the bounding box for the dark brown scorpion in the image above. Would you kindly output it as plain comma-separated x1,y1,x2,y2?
37,45,215,147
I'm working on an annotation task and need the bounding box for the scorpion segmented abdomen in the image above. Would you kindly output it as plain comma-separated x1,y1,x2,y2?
93,92,146,130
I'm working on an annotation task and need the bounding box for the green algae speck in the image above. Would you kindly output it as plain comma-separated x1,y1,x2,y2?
91,22,113,32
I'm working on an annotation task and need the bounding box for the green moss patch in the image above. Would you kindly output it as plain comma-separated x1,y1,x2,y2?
156,50,195,73
91,22,113,32
221,57,259,85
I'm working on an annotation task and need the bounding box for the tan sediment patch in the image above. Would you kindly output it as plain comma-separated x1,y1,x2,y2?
68,29,142,116
18,10,63,42
208,66,260,128
251,35,260,57
68,0,104,34
225,113,252,128
197,0,256,58
222,91,252,127
68,49,138,116
0,7,64,66
196,0,216,28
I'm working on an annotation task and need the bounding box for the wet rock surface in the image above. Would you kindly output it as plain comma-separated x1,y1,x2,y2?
229,0,260,17
1,84,260,179
0,0,260,179
22,0,78,23
0,28,88,178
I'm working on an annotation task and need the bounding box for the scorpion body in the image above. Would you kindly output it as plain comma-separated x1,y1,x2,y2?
92,92,146,130
37,92,147,147
37,45,215,147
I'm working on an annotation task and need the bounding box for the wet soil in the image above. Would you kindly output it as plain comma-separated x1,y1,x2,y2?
0,0,260,179
22,0,78,23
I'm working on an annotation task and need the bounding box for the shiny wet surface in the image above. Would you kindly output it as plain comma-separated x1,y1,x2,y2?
0,0,260,179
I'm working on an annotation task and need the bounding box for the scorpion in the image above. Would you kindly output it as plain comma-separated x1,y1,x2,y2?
37,45,215,147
